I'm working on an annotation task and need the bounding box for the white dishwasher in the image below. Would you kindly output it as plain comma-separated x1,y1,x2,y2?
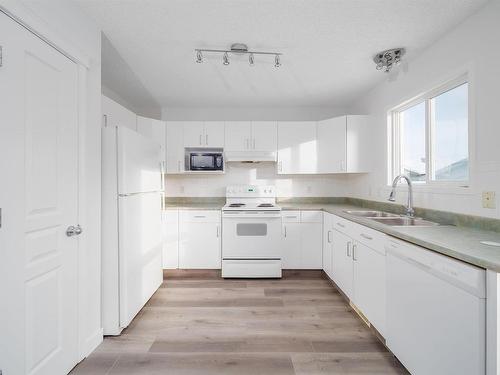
386,239,486,375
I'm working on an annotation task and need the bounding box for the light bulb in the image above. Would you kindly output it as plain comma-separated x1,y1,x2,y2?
223,52,230,65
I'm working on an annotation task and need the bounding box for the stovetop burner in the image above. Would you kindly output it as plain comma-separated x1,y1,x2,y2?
229,203,246,207
258,203,275,207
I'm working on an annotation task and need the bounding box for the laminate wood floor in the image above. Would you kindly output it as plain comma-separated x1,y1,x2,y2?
71,271,409,375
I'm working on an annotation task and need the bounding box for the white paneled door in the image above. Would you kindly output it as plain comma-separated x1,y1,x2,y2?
0,13,79,375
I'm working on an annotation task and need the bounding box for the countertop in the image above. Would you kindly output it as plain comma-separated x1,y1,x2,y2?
164,200,500,272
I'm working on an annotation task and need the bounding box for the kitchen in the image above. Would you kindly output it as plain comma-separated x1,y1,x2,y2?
1,1,500,374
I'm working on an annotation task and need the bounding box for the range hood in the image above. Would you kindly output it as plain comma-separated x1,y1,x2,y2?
225,151,277,163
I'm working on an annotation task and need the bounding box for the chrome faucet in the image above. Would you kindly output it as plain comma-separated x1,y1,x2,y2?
388,174,415,217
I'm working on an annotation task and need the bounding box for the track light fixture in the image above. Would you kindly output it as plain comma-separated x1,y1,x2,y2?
194,43,283,67
373,48,405,73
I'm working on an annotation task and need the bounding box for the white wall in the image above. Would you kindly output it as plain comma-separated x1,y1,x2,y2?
0,0,104,359
162,106,347,121
347,0,500,218
166,163,351,197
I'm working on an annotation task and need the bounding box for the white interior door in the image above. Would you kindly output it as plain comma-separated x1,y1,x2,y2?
0,12,79,375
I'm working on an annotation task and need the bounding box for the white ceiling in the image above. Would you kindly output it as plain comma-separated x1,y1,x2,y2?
74,0,487,108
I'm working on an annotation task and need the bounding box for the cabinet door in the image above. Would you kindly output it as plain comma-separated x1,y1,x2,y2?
179,221,221,269
166,121,184,173
204,121,225,147
225,121,251,151
322,213,334,278
317,116,346,173
282,223,301,269
138,116,167,163
300,223,323,269
162,210,179,269
346,115,370,173
183,121,204,147
277,122,317,174
102,94,137,131
251,121,277,152
353,242,386,335
332,229,353,298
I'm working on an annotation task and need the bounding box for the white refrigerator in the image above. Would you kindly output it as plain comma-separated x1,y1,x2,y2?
102,125,164,335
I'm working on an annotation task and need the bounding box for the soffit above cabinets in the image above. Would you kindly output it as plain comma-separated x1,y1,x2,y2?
72,0,487,108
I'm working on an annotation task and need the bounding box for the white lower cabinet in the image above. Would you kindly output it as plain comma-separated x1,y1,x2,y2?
329,214,386,335
162,210,179,269
178,210,221,269
282,211,323,269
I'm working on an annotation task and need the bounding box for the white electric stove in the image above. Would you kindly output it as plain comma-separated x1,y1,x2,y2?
222,185,282,278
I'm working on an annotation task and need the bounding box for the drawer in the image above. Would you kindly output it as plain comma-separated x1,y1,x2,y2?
301,211,323,223
282,211,301,223
180,210,221,223
332,215,353,233
351,224,386,255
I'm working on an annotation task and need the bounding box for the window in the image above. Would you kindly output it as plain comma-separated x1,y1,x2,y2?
390,78,469,185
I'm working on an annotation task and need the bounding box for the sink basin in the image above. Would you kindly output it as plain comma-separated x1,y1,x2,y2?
370,217,439,227
344,210,400,218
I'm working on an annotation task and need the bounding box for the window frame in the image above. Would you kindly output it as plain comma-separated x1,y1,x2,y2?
389,74,471,188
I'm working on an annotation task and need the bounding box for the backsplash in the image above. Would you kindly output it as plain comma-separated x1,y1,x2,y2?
165,162,351,197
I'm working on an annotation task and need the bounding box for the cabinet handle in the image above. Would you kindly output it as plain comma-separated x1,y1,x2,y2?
253,138,256,149
284,225,287,238
206,134,208,145
194,215,206,218
216,225,220,237
103,114,108,127
327,230,332,243
360,233,373,240
336,222,346,228
352,243,357,261
346,241,352,257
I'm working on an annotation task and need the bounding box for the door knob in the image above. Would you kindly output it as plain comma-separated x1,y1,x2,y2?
66,225,82,237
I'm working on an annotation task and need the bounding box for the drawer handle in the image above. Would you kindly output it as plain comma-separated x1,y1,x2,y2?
285,216,298,219
352,244,358,261
327,230,332,243
336,222,346,228
194,215,206,218
360,233,373,240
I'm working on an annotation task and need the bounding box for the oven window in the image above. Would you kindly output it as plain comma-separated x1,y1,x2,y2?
191,154,214,168
236,223,267,236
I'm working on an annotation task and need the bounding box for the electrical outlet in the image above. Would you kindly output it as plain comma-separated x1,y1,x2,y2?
482,191,496,209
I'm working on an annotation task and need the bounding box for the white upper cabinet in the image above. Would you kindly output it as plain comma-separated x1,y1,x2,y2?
316,115,370,174
251,121,277,152
183,121,205,147
225,121,252,151
225,121,277,153
317,116,347,173
277,121,317,174
166,121,184,174
102,95,137,131
137,116,166,163
184,121,224,148
346,115,370,173
204,121,225,147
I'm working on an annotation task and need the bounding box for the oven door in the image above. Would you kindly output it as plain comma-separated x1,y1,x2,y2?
222,211,282,259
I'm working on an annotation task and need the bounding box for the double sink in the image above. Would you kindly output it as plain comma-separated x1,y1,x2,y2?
344,210,439,227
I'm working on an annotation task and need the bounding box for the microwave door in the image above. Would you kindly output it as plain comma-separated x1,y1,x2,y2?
191,154,215,170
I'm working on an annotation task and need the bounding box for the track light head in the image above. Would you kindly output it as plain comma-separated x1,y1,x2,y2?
223,52,230,65
274,54,281,68
196,50,203,63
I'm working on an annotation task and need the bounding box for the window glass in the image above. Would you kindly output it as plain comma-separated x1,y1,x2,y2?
431,83,468,181
400,102,426,182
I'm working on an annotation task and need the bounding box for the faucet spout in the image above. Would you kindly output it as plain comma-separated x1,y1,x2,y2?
388,174,414,217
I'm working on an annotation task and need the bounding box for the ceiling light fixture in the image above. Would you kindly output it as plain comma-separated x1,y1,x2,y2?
194,43,283,67
373,48,405,73
223,52,230,65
